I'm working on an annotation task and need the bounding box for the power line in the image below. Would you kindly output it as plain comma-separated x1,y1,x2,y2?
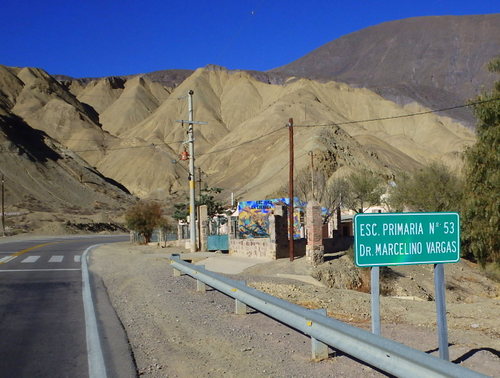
56,97,500,154
1,126,284,156
242,150,310,194
0,140,185,155
198,126,286,156
72,144,160,153
69,93,184,101
70,139,185,153
3,98,496,156
294,97,500,128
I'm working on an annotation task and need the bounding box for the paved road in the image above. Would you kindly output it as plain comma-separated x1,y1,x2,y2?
0,235,134,378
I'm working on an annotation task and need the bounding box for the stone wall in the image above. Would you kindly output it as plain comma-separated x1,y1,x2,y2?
173,204,306,260
229,238,276,259
229,205,302,260
323,236,353,253
229,237,306,260
306,200,324,265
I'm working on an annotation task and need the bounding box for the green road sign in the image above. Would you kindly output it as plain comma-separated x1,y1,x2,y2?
354,212,460,267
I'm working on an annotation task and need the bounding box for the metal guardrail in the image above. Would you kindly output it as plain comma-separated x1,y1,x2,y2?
170,254,487,378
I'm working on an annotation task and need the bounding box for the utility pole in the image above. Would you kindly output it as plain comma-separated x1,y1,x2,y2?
176,90,207,252
309,151,314,199
288,118,294,261
1,173,5,237
187,91,196,252
197,168,204,199
197,167,204,251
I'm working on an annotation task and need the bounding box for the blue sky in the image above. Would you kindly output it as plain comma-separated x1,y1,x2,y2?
1,1,498,78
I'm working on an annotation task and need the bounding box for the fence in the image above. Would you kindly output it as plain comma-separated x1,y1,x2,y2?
207,216,229,236
151,231,177,243
130,230,178,244
178,224,190,240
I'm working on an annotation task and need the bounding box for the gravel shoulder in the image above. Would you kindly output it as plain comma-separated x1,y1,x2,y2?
90,243,500,377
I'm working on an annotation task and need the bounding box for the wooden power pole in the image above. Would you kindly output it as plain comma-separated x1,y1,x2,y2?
288,118,294,261
309,151,314,199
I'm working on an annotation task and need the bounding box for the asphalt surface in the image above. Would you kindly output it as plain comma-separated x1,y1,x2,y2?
0,235,134,378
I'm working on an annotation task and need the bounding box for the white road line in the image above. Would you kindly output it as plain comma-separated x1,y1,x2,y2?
0,269,81,272
21,256,41,263
0,256,16,264
49,255,64,263
74,255,81,263
82,245,107,378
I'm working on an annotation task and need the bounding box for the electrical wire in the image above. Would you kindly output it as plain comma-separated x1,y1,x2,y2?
0,140,185,154
2,98,496,156
238,150,310,194
294,97,500,128
198,126,286,156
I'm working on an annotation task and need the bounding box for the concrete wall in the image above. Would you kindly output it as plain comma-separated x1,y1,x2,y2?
323,236,354,253
229,238,275,259
228,205,307,260
229,237,306,260
173,203,330,260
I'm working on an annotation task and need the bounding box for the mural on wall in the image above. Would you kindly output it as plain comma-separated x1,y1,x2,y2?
237,198,306,239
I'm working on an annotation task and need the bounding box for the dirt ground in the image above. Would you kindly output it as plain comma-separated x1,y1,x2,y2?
90,243,500,377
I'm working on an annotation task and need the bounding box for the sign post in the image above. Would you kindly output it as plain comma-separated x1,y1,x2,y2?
370,266,380,335
354,212,460,360
434,263,449,360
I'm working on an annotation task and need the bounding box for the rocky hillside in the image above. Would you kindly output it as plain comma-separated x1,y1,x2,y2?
1,63,475,208
272,14,500,127
0,66,133,226
0,107,133,217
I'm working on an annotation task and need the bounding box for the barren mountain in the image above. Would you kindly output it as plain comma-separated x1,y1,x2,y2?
1,63,476,210
2,14,492,216
272,14,500,127
73,65,475,200
0,104,133,233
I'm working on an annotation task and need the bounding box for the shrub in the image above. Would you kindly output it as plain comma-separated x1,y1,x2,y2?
125,201,167,244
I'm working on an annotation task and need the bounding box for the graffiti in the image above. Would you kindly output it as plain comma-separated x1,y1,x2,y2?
237,198,306,239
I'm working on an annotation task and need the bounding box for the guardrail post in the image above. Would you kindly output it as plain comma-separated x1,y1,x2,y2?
173,268,182,277
311,309,329,361
235,281,247,315
171,254,184,277
196,265,206,292
196,279,206,292
235,299,247,315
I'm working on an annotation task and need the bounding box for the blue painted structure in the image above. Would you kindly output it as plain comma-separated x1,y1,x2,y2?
207,234,229,251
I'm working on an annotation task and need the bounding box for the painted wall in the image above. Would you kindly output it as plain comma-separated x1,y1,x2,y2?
237,198,306,239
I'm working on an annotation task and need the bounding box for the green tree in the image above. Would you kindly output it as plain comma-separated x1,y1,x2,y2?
197,187,224,216
172,187,225,223
344,168,385,213
388,163,463,212
172,202,188,222
125,201,167,243
462,57,500,266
